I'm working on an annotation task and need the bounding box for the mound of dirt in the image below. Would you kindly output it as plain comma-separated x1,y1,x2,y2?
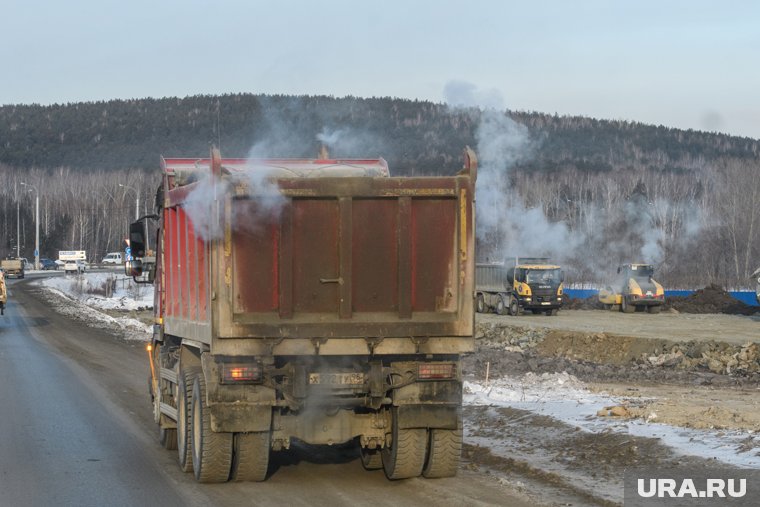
562,295,604,310
666,284,757,315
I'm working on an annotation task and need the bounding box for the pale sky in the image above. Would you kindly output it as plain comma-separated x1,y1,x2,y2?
2,0,759,139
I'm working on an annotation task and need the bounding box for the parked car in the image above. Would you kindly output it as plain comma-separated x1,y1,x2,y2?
101,252,123,265
40,258,58,270
64,259,87,275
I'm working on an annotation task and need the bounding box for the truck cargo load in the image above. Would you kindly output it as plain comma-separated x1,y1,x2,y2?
127,147,477,482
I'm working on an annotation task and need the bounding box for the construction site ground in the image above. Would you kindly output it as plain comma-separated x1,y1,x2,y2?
465,308,760,505
27,274,760,506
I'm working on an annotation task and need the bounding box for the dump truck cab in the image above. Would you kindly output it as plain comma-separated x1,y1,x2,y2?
599,263,665,314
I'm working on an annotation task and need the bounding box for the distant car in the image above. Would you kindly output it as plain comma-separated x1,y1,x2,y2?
64,259,86,275
54,259,65,268
101,252,123,265
40,258,58,270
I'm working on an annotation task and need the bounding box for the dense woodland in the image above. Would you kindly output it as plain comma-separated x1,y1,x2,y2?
0,93,758,288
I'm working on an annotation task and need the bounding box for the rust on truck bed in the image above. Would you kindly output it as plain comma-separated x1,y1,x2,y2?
159,149,476,356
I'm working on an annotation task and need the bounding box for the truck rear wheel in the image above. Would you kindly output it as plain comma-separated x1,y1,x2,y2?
192,373,233,483
648,305,662,314
422,425,462,478
621,298,635,313
360,446,383,470
231,432,270,482
508,298,519,316
382,409,428,480
476,294,485,313
159,427,178,450
496,296,507,315
177,366,200,472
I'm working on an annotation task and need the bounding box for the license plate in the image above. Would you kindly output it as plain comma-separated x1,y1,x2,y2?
541,302,551,305
309,373,364,385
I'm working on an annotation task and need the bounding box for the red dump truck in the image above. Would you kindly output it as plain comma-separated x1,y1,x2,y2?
127,147,477,483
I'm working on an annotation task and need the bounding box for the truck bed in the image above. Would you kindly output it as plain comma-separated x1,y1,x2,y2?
160,153,476,356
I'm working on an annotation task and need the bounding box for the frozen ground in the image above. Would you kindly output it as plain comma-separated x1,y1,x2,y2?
465,373,760,469
29,274,760,505
34,272,152,341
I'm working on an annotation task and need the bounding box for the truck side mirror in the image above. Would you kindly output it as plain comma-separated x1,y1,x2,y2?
129,221,147,258
125,259,143,277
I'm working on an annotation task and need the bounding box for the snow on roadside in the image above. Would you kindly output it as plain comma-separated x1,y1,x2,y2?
464,373,760,469
35,273,152,341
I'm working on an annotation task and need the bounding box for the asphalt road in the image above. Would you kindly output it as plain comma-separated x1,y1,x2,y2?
0,277,533,507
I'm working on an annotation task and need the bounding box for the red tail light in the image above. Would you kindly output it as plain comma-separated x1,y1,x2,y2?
221,363,262,384
418,363,456,380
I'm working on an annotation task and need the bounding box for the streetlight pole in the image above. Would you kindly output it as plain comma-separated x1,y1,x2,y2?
120,184,148,254
119,183,139,221
21,182,39,270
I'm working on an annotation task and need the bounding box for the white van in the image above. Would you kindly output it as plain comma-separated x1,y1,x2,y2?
102,252,123,265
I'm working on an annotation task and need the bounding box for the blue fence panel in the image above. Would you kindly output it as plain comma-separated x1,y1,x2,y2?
564,288,758,307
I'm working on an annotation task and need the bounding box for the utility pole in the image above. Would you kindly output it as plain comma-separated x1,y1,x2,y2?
21,182,40,269
16,182,20,258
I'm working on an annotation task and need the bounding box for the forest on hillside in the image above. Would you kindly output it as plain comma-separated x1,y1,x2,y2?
0,93,758,288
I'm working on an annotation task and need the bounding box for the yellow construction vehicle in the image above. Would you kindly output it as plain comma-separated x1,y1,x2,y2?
598,263,664,314
0,270,6,315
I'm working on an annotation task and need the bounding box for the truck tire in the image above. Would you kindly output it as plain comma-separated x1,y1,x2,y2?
231,432,270,482
621,297,635,314
192,373,233,483
648,305,662,314
495,296,507,316
508,298,519,316
160,427,178,450
382,408,428,480
360,446,383,470
177,366,200,473
476,294,485,314
422,425,462,478
545,309,558,316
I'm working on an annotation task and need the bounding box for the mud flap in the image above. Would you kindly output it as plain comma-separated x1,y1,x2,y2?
210,404,272,433
396,405,459,430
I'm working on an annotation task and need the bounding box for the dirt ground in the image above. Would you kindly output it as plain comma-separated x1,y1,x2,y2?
465,309,760,505
473,310,760,427
37,277,760,507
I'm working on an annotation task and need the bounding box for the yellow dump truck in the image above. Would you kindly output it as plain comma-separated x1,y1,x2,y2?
476,257,564,316
598,263,665,314
752,267,760,304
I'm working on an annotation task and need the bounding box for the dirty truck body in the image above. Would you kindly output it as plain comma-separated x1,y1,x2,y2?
1,258,24,279
140,148,476,483
475,258,564,316
598,263,664,313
